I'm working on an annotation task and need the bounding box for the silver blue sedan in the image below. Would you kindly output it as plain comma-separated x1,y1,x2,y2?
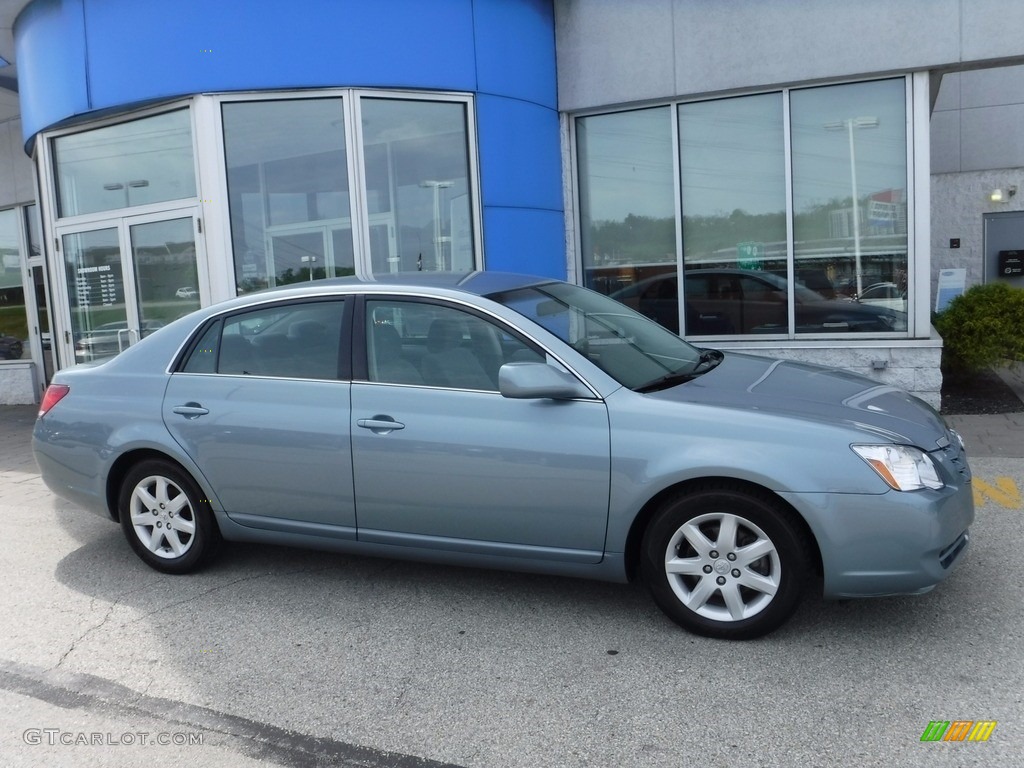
32,272,974,639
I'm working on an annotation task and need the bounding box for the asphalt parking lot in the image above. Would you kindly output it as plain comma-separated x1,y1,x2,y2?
1,403,1022,767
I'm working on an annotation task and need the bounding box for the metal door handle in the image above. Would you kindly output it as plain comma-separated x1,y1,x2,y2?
357,417,405,433
172,403,209,419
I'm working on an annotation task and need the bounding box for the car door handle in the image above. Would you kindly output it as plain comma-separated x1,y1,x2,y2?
172,403,210,419
357,417,405,434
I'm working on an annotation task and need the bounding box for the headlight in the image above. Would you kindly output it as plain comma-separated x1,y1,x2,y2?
851,444,944,491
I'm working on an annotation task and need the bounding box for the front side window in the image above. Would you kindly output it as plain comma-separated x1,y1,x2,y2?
491,281,703,391
365,300,540,391
182,300,346,380
53,110,196,218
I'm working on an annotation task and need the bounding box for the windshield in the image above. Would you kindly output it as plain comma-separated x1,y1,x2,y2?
489,282,708,390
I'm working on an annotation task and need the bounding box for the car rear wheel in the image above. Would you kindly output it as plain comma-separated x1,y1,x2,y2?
118,459,221,574
641,484,808,640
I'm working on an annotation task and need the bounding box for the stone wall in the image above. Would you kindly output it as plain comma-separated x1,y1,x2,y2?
930,169,1024,297
0,363,37,405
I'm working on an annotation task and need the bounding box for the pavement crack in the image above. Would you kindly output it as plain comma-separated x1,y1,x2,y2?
52,581,156,671
120,565,338,627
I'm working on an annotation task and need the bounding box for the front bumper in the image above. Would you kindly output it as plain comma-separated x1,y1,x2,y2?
781,476,974,599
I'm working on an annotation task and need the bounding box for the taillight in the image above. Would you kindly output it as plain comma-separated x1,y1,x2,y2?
38,384,70,418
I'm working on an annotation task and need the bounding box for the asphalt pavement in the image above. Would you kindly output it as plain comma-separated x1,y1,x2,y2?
1,401,1022,767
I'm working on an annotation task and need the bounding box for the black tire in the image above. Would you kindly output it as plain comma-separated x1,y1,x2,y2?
640,484,808,640
118,459,221,574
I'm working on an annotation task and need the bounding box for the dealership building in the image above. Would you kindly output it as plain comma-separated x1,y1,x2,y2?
2,0,1024,407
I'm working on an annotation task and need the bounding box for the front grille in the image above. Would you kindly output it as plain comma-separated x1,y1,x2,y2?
941,429,972,482
939,531,969,569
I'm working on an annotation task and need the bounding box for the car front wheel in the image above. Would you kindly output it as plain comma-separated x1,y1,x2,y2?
118,459,221,574
641,484,809,640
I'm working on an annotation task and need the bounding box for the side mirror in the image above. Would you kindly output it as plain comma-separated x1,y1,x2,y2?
498,362,592,400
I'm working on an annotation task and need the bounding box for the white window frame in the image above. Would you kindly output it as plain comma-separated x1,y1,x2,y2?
569,74,926,340
208,88,484,288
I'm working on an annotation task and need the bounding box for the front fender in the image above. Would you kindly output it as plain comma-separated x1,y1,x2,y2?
603,389,889,552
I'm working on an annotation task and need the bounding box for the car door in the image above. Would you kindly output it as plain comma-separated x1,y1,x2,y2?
351,297,611,563
162,298,356,537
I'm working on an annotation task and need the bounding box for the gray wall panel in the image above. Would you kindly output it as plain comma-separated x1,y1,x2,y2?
0,121,13,208
930,109,961,174
959,64,1024,109
932,71,960,111
960,103,1024,170
669,0,958,100
554,0,676,110
961,0,1024,62
555,0,1024,112
0,117,33,208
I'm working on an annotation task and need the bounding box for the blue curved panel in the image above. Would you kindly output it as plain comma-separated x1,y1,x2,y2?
15,0,566,276
477,93,562,212
483,207,566,279
474,0,556,108
17,0,559,141
14,0,90,141
82,0,478,109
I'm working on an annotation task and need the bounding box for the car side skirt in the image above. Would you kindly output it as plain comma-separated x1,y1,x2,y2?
217,513,629,583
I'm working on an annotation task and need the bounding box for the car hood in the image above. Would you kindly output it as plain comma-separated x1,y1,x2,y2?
653,352,949,449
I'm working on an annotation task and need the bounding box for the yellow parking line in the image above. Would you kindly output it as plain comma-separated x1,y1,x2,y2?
973,476,1022,509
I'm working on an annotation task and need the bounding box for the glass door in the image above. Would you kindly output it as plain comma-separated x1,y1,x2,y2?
130,215,202,331
56,210,203,367
31,265,55,383
62,226,130,365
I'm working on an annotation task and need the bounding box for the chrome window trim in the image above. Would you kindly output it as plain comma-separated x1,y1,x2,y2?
166,287,604,400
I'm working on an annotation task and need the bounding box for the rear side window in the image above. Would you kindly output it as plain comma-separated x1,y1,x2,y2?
180,300,347,380
181,321,221,374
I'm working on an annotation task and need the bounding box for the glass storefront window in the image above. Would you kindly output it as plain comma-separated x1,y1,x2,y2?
576,107,676,301
223,98,353,293
791,79,908,332
577,78,911,338
224,95,476,291
679,94,786,335
53,110,196,218
25,204,42,258
360,98,474,274
0,208,27,361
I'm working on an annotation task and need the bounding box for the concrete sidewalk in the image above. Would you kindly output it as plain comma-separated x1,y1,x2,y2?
946,363,1024,458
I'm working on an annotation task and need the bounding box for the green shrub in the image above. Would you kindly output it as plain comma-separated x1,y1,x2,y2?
934,282,1024,373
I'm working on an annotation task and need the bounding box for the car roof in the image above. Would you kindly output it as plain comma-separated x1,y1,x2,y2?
232,271,557,303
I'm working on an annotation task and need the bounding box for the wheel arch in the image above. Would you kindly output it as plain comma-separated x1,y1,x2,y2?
105,449,209,523
622,476,823,582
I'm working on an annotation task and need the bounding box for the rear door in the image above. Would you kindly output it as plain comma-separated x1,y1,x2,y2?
163,298,356,536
